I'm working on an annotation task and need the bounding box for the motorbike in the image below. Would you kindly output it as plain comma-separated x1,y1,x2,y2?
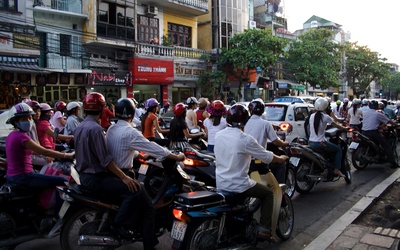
0,159,73,249
170,169,294,249
351,123,398,170
57,158,208,250
181,147,216,187
289,127,351,194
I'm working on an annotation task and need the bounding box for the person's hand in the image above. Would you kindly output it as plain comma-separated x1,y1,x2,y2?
278,155,289,163
122,175,140,192
175,153,185,161
65,152,75,159
45,156,54,163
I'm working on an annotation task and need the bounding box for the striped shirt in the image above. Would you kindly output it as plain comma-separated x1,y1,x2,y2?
106,119,171,169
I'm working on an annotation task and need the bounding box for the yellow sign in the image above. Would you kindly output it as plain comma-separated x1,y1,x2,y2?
13,34,40,50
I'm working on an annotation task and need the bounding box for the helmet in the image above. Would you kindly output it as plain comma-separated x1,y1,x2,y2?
66,101,81,111
206,100,227,117
378,101,384,109
226,104,250,128
314,97,329,111
164,101,170,107
343,98,349,103
21,98,31,103
115,98,136,118
26,100,41,110
83,92,106,111
396,101,400,108
368,100,379,109
40,103,53,112
9,103,35,124
336,100,341,105
352,99,361,105
173,103,186,117
186,97,200,104
145,98,159,109
361,99,369,105
248,99,265,116
198,98,209,108
56,101,66,111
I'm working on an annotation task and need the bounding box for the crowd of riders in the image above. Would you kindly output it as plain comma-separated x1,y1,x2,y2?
3,93,400,248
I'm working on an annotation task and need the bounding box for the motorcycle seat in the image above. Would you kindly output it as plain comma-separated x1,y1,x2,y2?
1,182,36,198
218,190,247,206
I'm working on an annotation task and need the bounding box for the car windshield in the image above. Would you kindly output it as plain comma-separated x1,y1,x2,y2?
264,105,287,121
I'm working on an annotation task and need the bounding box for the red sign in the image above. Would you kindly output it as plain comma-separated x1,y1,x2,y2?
225,66,257,82
129,58,174,84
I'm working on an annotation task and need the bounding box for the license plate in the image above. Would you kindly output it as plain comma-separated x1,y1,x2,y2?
347,132,352,138
138,164,149,175
289,157,300,167
254,159,262,164
171,220,187,241
58,201,70,219
349,142,359,150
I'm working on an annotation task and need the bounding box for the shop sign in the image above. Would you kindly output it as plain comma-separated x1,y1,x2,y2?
0,32,40,56
88,71,132,86
129,58,174,84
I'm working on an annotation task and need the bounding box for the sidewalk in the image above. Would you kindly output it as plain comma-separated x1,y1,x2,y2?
304,169,400,250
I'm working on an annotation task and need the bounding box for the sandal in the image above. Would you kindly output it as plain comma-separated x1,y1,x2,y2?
333,169,345,178
258,229,278,243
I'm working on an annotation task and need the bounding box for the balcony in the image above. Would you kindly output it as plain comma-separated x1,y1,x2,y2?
265,14,287,29
134,43,209,59
33,0,85,16
139,0,208,16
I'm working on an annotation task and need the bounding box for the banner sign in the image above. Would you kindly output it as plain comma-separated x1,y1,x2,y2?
129,58,174,84
88,70,132,86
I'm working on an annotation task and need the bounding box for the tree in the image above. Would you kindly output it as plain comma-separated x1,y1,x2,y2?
286,28,341,89
218,28,288,101
381,72,400,100
196,69,227,100
345,42,390,98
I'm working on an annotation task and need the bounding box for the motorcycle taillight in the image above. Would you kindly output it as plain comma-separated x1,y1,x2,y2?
183,158,209,167
290,148,299,155
280,122,293,133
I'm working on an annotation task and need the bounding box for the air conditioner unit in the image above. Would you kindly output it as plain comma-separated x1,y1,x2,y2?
145,5,158,16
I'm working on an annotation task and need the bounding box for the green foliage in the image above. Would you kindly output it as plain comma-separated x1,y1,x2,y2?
381,72,400,98
218,28,288,100
196,70,227,100
161,35,172,46
286,28,341,89
345,42,390,97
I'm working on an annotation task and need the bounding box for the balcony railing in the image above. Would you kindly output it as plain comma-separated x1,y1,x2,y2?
33,0,82,14
134,43,209,59
172,0,208,11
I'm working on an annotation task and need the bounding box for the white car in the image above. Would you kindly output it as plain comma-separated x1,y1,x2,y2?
263,102,311,143
0,110,13,137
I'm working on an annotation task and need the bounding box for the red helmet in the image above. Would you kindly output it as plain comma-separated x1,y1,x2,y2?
56,101,67,111
83,92,106,111
206,100,227,117
26,100,42,110
164,101,170,107
173,103,186,117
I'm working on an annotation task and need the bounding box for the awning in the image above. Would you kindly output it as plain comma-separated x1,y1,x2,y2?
0,57,49,74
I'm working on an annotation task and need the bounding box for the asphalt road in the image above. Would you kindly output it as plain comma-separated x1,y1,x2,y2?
15,156,398,250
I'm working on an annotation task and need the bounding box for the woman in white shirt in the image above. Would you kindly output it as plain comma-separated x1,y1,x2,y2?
347,99,363,131
185,97,200,130
309,98,348,177
203,100,227,152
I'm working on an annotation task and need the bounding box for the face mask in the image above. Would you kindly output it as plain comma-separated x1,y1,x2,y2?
17,120,33,132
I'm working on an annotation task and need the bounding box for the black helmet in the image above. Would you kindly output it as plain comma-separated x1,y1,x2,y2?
226,104,250,128
115,98,136,118
368,100,379,109
248,99,265,116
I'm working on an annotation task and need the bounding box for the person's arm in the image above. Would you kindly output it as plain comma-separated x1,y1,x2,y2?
272,138,289,147
332,121,348,131
106,161,140,192
24,139,74,159
45,128,73,141
330,111,344,123
183,128,204,139
57,117,66,126
152,116,169,134
189,111,199,128
204,125,209,139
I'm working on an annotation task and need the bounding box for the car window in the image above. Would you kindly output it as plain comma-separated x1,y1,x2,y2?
264,105,287,121
294,107,309,121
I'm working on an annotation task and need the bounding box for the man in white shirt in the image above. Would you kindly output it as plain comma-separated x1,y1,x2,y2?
244,99,289,183
106,98,185,249
214,104,288,241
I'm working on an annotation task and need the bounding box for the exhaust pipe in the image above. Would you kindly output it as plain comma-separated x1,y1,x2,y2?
78,235,121,247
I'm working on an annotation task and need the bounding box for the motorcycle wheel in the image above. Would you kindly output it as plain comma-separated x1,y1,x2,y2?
60,207,114,250
294,162,314,194
181,219,220,250
0,211,17,250
276,193,294,240
342,158,352,184
285,165,296,198
351,145,369,170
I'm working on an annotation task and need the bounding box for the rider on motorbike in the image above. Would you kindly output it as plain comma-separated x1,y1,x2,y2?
214,104,288,242
244,98,289,183
362,100,399,169
309,97,348,177
347,98,363,131
74,92,157,250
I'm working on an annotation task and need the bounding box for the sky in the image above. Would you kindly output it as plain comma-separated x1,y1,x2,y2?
283,0,400,65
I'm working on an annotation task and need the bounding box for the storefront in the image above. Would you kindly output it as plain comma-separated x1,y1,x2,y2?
128,58,174,104
173,60,206,104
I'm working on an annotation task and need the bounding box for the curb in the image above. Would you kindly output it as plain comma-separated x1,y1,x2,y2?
303,168,400,250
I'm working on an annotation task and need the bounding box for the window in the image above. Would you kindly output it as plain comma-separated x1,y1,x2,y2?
97,2,135,41
0,0,17,11
137,15,159,43
168,23,191,47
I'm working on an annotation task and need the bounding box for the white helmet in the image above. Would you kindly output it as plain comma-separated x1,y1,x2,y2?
67,101,81,111
9,103,35,124
396,101,400,108
352,99,361,105
361,99,369,105
314,97,329,111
